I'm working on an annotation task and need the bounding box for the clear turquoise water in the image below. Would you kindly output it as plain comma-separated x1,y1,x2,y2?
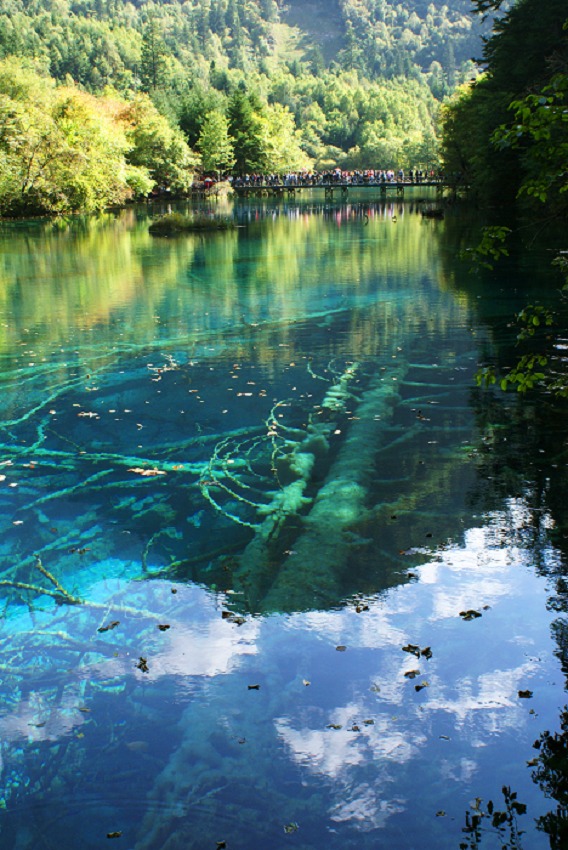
0,197,566,849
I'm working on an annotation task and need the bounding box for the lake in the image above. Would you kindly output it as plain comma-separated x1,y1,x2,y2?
0,194,566,850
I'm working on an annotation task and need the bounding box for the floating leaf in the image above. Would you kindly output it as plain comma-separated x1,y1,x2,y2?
216,842,227,849
222,611,246,626
402,644,421,657
157,624,170,631
415,681,429,692
526,758,539,767
302,679,311,687
107,832,122,839
336,645,347,652
98,620,120,633
136,657,149,673
326,724,342,730
127,467,166,477
350,724,360,732
421,646,433,659
460,609,482,621
404,670,420,679
518,690,533,699
283,823,299,834
363,719,375,726
248,684,260,690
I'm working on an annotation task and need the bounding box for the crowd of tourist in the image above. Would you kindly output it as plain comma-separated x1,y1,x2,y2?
230,168,441,187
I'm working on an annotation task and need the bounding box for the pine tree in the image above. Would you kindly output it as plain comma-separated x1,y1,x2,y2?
140,17,168,93
198,109,235,176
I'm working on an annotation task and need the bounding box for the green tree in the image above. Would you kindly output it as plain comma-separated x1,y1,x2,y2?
227,87,267,173
140,17,168,93
198,108,235,175
262,102,310,171
120,93,198,192
0,58,150,215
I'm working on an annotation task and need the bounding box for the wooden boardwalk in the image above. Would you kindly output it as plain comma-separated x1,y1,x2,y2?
231,180,450,199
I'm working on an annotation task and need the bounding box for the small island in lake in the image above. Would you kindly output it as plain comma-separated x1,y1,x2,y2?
149,213,235,236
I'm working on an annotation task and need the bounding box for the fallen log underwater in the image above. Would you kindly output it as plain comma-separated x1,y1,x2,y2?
221,356,409,613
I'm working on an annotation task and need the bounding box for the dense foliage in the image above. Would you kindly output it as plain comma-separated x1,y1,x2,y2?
441,0,568,209
0,0,486,95
441,0,568,396
0,0,494,208
0,57,197,215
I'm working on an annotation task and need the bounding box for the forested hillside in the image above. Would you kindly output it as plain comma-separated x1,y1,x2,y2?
0,0,494,215
0,0,487,94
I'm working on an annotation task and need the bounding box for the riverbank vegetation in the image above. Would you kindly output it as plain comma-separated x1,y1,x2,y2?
440,0,568,396
0,0,495,215
0,57,197,215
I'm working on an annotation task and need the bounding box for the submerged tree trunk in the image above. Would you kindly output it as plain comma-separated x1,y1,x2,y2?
234,358,408,613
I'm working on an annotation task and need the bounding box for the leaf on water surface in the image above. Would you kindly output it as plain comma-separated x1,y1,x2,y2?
402,644,421,657
136,657,149,673
370,683,381,693
436,811,446,817
355,604,369,613
460,609,482,621
327,724,342,730
526,758,539,767
157,624,170,631
363,719,375,726
78,706,91,713
518,690,533,699
222,611,247,625
350,725,360,732
216,842,227,849
98,620,120,633
421,646,433,659
336,645,347,652
283,823,299,834
415,681,429,692
247,684,260,690
404,670,420,679
302,679,311,687
107,832,122,839
127,467,166,477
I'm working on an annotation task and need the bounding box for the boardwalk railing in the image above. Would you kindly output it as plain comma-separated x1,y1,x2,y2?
230,179,459,199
